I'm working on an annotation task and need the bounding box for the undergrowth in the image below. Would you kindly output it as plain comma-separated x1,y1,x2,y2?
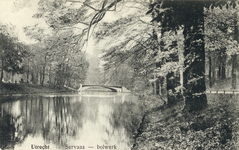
133,94,239,150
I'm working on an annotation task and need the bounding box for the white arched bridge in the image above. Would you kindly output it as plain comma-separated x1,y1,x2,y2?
77,84,130,93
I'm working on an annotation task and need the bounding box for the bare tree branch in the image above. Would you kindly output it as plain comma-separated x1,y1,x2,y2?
83,2,100,11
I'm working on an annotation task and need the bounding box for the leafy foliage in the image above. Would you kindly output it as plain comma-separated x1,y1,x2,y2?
24,28,89,87
205,3,239,55
133,94,239,150
0,25,28,78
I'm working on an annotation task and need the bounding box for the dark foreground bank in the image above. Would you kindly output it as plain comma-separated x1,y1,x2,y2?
133,94,239,150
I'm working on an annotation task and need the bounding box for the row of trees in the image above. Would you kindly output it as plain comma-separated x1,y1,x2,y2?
24,26,89,88
91,1,239,111
0,24,27,84
0,22,89,89
205,4,239,89
1,0,237,111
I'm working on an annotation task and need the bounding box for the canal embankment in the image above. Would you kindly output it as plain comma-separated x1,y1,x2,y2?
0,83,74,96
133,94,239,149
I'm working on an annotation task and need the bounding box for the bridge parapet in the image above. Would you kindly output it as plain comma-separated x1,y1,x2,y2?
78,84,130,93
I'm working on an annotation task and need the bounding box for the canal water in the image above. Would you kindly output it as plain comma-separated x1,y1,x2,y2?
0,91,144,150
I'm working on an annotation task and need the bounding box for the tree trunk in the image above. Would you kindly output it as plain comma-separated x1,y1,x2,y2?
221,63,226,80
231,54,237,89
232,20,238,89
54,78,56,88
41,55,47,87
0,55,3,94
49,64,52,85
152,8,159,96
1,56,3,83
178,35,184,95
209,54,212,88
31,72,34,84
41,66,45,87
39,71,42,85
218,65,221,79
167,72,178,105
158,79,162,95
153,69,156,95
36,70,39,84
212,68,215,85
27,59,29,83
183,2,207,112
159,29,179,103
0,34,4,84
11,71,14,83
68,72,74,87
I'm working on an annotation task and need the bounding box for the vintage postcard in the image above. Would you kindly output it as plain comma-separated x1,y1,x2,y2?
0,0,239,150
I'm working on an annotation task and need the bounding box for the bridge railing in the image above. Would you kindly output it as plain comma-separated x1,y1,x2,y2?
78,84,130,93
206,90,239,94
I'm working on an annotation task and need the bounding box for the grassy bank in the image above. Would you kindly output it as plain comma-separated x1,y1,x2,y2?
133,94,239,150
0,83,74,95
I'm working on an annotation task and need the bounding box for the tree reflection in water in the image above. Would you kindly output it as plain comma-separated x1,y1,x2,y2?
0,93,142,150
0,113,16,150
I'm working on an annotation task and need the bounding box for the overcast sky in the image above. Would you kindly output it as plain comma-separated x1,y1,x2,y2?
0,0,101,55
0,0,50,44
0,0,149,56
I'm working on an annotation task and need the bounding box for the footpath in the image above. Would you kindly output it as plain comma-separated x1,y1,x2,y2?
206,78,239,94
133,79,239,149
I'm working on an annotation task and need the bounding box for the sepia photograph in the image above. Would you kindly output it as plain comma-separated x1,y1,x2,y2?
0,0,239,149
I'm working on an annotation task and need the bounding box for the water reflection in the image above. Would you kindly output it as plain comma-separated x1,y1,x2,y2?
0,92,143,150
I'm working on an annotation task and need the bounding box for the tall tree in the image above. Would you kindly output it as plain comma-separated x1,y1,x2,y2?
33,0,239,110
0,32,27,83
148,1,208,111
232,19,238,89
205,3,239,89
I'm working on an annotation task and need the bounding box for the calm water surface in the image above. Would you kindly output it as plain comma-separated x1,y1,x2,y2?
0,91,144,150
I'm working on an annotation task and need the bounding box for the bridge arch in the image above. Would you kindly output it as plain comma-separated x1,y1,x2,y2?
79,85,119,92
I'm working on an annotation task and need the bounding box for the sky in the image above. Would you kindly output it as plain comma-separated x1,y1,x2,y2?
0,0,149,55
0,0,50,44
0,0,150,84
0,0,100,54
